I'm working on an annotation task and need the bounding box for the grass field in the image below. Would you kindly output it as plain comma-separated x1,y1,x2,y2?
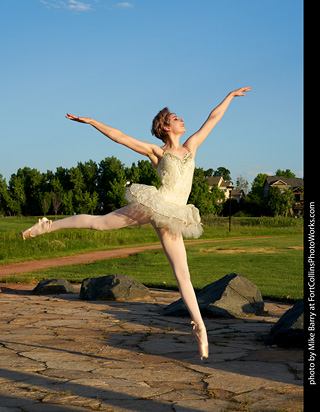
0,216,303,263
0,216,304,302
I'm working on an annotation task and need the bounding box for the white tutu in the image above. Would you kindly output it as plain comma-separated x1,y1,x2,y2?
125,184,203,238
125,151,203,239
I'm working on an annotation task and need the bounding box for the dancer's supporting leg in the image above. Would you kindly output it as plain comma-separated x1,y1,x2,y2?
155,227,209,358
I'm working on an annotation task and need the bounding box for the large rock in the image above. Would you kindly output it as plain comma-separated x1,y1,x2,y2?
32,279,75,295
80,274,150,301
164,273,264,318
265,299,304,348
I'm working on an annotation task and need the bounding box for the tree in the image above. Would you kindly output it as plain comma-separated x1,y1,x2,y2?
70,166,86,214
76,191,99,214
275,169,296,178
136,160,161,187
62,190,74,215
85,191,99,214
51,192,62,218
235,175,249,194
27,168,45,215
267,186,295,217
50,177,64,217
239,173,269,216
240,193,269,216
222,198,239,217
77,160,98,193
10,167,47,215
189,168,224,215
250,173,268,198
97,157,127,212
55,167,72,192
7,174,26,216
213,167,232,182
125,162,140,184
0,174,9,215
189,179,212,215
204,168,214,177
209,183,225,215
40,192,52,216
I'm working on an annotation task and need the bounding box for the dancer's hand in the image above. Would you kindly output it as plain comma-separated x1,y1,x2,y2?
230,87,252,97
65,113,92,124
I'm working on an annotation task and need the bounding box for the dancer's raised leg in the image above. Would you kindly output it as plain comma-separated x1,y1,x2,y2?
21,205,151,239
155,227,209,358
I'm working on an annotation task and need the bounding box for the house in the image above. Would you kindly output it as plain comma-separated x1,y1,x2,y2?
230,189,245,203
207,176,245,203
263,176,304,216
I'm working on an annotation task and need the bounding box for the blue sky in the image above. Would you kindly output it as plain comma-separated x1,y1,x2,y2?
1,0,303,186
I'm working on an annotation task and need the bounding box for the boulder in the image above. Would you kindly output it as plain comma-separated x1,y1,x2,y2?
80,274,150,301
32,279,75,295
164,273,264,318
265,299,304,348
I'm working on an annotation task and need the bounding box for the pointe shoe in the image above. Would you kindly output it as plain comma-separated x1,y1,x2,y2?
21,217,52,240
191,321,209,360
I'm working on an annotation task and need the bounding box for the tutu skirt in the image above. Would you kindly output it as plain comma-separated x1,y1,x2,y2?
125,183,203,239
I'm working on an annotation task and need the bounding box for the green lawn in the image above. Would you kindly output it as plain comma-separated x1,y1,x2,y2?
2,231,303,302
0,215,303,265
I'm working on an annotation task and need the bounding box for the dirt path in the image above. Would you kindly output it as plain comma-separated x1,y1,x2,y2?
0,236,279,278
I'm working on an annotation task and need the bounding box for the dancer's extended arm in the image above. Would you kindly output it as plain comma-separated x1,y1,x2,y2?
185,86,251,154
66,114,162,166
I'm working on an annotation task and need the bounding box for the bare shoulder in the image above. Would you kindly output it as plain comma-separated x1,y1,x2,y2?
182,140,197,158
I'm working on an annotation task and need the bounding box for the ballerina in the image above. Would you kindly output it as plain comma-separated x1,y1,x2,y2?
21,86,251,359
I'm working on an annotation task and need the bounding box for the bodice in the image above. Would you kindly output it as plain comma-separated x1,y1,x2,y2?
156,151,195,206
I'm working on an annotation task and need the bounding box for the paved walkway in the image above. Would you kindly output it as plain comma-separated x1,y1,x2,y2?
0,284,303,412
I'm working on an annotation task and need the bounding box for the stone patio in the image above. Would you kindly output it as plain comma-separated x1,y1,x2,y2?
0,284,303,411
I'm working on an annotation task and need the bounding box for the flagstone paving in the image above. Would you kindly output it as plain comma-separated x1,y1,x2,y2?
0,284,303,411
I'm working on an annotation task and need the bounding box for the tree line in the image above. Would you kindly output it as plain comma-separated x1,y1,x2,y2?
0,158,298,218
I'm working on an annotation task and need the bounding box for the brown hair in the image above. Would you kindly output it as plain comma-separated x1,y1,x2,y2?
151,107,171,142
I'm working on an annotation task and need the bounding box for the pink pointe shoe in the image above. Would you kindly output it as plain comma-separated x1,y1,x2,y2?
21,217,52,240
191,321,209,360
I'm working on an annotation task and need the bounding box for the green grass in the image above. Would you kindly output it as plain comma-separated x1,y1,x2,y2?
1,232,303,302
0,217,160,264
0,216,303,302
0,216,303,265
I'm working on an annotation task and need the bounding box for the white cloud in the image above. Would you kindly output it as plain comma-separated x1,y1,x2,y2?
115,2,133,8
67,0,93,12
40,0,64,8
40,0,94,12
40,1,134,12
40,0,134,12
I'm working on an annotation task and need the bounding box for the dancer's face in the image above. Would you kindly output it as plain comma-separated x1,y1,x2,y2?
166,114,186,136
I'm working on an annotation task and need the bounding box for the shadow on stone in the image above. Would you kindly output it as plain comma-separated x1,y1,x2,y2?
32,279,75,295
265,299,304,348
164,273,264,318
